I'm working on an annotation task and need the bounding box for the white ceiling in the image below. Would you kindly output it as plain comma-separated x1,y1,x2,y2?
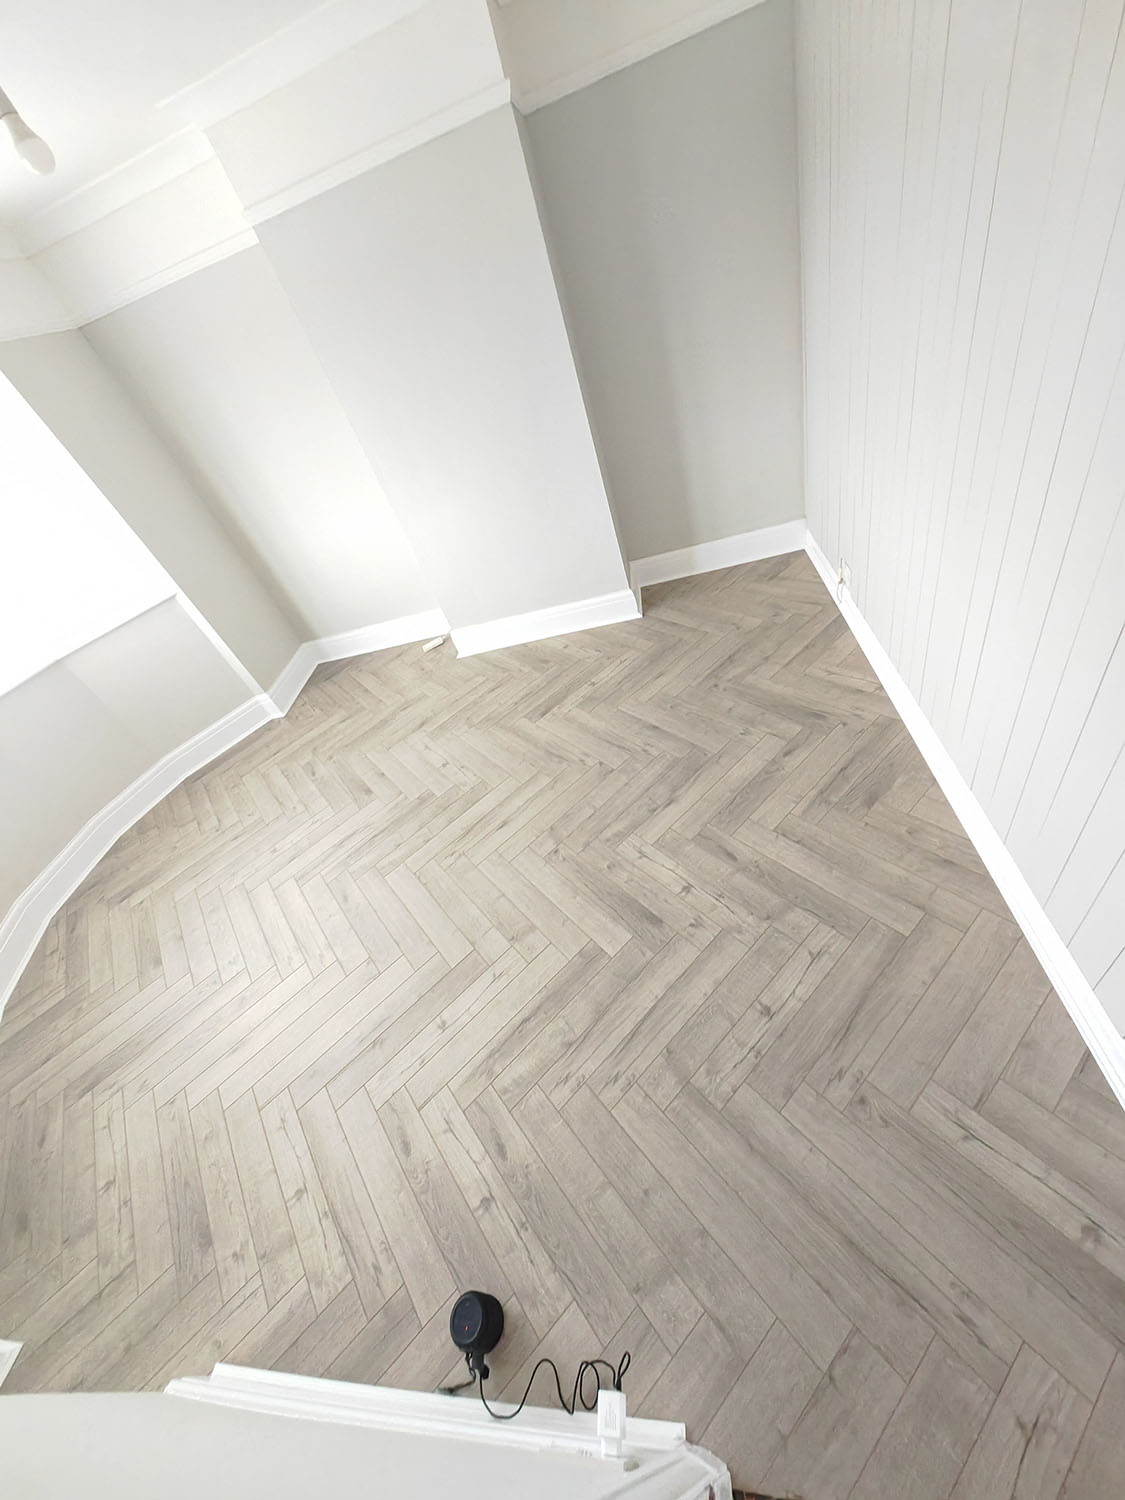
0,0,322,221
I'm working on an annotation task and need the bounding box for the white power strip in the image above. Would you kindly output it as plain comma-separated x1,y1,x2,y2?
597,1387,627,1459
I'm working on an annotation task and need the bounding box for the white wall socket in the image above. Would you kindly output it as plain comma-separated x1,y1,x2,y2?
838,558,851,587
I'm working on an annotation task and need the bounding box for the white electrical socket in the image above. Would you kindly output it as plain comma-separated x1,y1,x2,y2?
838,558,851,587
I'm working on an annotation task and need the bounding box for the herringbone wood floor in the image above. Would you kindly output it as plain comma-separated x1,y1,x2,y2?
2,554,1123,1497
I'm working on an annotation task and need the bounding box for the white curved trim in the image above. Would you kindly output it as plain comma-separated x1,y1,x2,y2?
0,607,447,1018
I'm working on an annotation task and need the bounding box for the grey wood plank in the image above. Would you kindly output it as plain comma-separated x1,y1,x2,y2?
749,918,905,1108
513,1085,702,1354
223,1090,304,1308
613,1085,850,1370
377,1088,513,1305
1060,1352,1125,1500
60,1093,97,1278
933,942,1052,1109
466,1087,634,1343
1004,996,1094,1112
983,1081,1125,1224
787,1085,1113,1400
93,1091,134,1287
420,1088,572,1339
668,1083,932,1380
155,1091,215,1297
869,911,1022,1107
763,1330,906,1500
259,1090,351,1315
189,1090,257,1303
335,1087,448,1319
700,1320,822,1488
849,1337,993,1500
952,1344,1092,1500
123,1093,173,1293
642,1313,753,1439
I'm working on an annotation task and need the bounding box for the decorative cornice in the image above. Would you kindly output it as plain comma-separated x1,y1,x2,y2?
16,130,216,257
497,0,772,113
244,80,512,228
156,0,432,129
28,155,257,328
0,0,771,332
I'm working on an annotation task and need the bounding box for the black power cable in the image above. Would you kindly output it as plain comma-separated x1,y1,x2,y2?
440,1349,631,1422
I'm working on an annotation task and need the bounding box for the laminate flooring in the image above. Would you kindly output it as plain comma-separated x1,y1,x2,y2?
1,554,1123,1498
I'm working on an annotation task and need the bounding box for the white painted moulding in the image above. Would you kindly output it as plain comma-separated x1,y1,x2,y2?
629,518,806,590
450,587,641,657
500,0,773,113
804,528,1125,1112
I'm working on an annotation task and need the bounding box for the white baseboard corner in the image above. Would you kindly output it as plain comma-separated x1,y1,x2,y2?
267,609,450,714
268,642,320,717
450,588,641,658
0,1340,22,1388
629,518,806,590
804,528,1125,1111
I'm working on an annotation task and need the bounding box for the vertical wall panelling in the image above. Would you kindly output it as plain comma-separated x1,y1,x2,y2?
796,0,1125,1028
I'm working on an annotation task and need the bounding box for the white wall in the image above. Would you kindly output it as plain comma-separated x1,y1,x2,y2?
0,599,248,913
0,369,174,694
795,0,1125,1028
257,104,632,630
83,246,437,638
523,1,805,562
0,330,301,689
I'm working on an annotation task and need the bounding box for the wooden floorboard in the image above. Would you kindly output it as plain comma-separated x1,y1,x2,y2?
2,554,1122,1497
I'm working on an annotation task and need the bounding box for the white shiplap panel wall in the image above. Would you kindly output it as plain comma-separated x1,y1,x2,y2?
795,0,1125,1028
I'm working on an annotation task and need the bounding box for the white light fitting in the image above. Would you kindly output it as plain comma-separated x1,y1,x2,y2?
0,86,54,174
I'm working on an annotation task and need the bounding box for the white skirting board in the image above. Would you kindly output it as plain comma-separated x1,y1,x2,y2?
804,529,1125,1110
0,696,274,1018
269,609,450,714
450,588,640,657
628,517,806,589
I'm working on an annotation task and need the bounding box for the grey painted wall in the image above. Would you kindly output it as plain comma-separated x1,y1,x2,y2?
85,248,437,639
524,1,805,562
795,0,1125,1028
0,600,248,913
259,105,631,631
